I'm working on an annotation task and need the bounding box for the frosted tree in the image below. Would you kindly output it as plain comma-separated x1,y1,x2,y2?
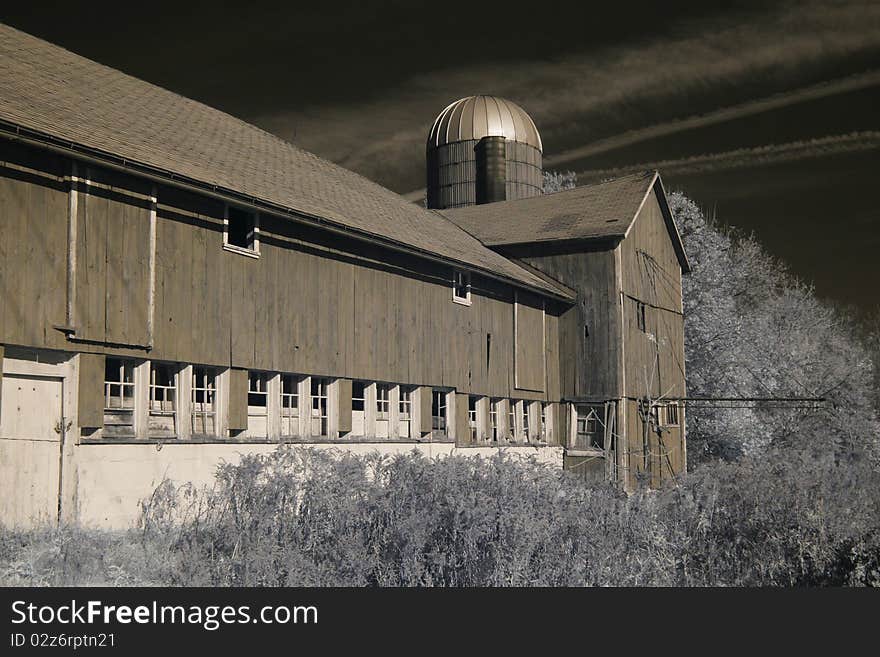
669,191,879,467
543,170,577,193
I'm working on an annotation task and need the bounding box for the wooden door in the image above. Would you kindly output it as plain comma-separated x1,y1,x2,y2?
0,374,64,527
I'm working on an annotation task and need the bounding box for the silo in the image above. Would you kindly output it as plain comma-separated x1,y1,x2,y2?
426,95,543,209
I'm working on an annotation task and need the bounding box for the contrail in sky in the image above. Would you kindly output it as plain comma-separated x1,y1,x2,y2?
574,131,880,181
543,69,880,169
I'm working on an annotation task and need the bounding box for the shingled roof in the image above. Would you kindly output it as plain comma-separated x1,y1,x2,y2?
0,23,573,301
440,171,689,271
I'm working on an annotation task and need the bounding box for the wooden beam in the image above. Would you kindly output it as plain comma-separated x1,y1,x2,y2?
454,392,470,446
414,386,432,436
228,368,248,432
335,378,352,435
78,352,105,428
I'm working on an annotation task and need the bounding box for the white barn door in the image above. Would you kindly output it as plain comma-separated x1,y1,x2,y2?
0,374,64,528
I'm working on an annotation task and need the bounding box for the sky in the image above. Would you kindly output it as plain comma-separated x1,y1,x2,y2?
3,0,879,318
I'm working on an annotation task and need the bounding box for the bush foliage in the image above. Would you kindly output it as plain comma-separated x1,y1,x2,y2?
3,447,879,586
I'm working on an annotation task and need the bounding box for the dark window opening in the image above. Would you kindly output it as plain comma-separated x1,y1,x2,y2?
453,270,471,303
352,381,366,412
637,302,646,332
227,206,256,250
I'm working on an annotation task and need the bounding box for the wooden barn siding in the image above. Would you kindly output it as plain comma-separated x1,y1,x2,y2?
74,167,153,347
620,190,687,485
0,142,562,401
620,189,686,401
0,143,69,351
507,243,621,401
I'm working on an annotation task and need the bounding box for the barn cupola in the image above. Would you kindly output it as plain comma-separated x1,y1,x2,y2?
425,95,543,210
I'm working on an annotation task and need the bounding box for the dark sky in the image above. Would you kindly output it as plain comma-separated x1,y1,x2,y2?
3,0,879,317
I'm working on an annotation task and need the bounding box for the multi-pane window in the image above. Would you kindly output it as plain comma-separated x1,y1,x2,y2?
311,377,328,436
541,403,549,442
103,358,136,438
352,381,366,412
280,374,300,436
399,386,413,438
490,399,500,442
508,403,516,441
149,362,176,438
192,367,217,435
376,384,390,420
247,372,269,438
351,381,367,436
468,395,478,442
104,358,135,410
432,390,447,433
665,402,680,426
452,270,471,305
521,402,530,441
575,404,604,450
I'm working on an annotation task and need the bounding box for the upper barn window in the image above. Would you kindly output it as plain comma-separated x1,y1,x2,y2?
223,204,260,257
452,270,471,305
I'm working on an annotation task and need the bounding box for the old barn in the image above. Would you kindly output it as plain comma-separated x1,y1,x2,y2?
0,24,689,528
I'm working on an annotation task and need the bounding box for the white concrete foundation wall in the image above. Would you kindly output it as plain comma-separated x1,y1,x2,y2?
75,443,564,529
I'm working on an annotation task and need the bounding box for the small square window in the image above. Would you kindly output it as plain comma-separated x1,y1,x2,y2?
224,205,259,255
452,270,471,305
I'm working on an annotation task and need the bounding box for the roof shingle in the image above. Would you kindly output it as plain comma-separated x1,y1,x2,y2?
440,171,658,246
0,23,571,300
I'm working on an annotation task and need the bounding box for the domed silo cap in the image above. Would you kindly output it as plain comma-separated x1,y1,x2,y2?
427,95,543,152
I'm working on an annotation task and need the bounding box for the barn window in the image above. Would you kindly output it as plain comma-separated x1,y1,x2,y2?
637,302,647,332
224,204,259,256
467,395,478,442
311,377,328,436
192,366,218,436
574,404,604,450
665,402,680,427
507,402,516,441
376,384,390,420
280,374,301,436
103,358,136,438
247,372,269,438
490,399,501,441
540,403,549,442
519,400,530,441
431,389,448,433
351,381,367,436
104,358,135,410
148,362,177,438
399,386,413,438
452,270,471,305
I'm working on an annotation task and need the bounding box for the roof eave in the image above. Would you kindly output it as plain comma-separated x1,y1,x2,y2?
0,122,575,303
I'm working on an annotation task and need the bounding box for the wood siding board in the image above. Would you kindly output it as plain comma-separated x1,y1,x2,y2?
78,352,105,428
228,368,248,431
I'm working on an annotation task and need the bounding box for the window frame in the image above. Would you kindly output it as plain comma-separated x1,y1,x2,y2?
432,389,448,433
452,269,472,306
376,383,391,420
222,203,260,258
191,366,219,436
665,402,680,427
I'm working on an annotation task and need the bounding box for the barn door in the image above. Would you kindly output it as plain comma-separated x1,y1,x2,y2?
0,374,64,527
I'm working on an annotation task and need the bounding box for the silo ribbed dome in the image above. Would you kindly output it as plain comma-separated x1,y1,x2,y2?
427,95,542,152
